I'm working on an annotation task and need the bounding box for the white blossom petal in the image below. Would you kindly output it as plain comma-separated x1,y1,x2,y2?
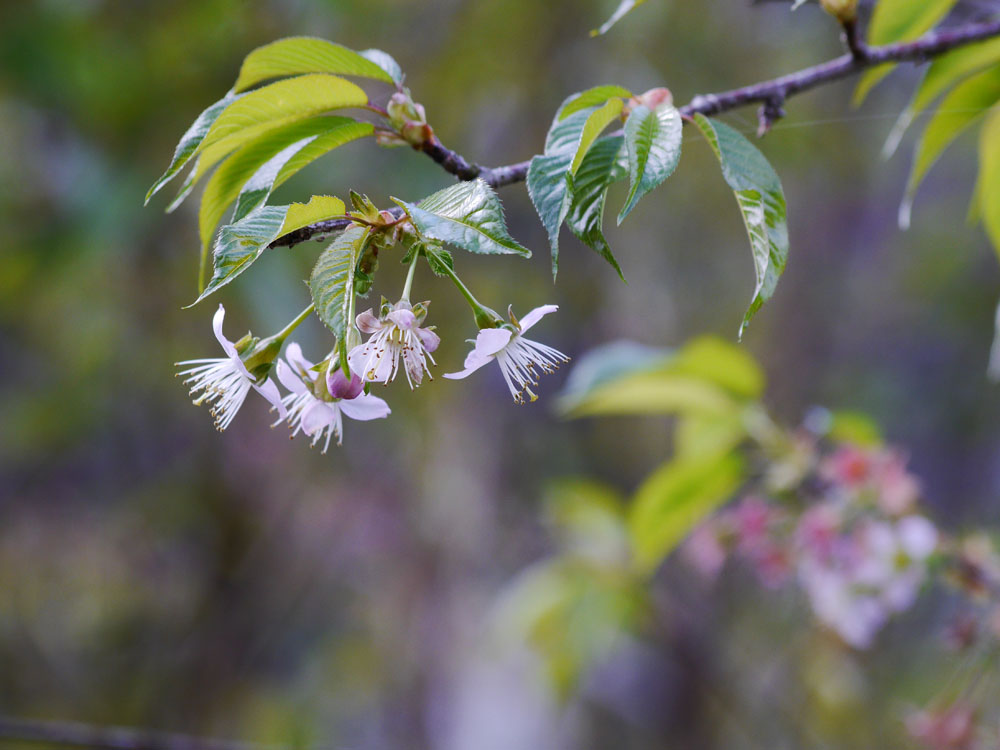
517,304,558,333
339,393,391,421
474,328,513,358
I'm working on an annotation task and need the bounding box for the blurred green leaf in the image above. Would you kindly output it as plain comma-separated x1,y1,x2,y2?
629,451,744,573
854,0,959,105
591,0,650,36
560,336,764,417
693,115,789,337
545,478,629,564
145,92,240,205
900,66,1000,228
402,179,530,257
233,37,395,91
618,104,682,223
492,558,641,697
884,42,1000,158
978,108,1000,261
194,195,347,303
566,135,627,280
558,85,632,121
310,226,368,340
675,412,748,458
827,410,884,447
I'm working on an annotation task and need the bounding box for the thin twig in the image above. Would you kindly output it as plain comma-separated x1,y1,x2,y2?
0,716,284,750
271,16,1000,249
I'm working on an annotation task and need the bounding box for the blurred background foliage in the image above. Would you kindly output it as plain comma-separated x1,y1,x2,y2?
2,0,1000,747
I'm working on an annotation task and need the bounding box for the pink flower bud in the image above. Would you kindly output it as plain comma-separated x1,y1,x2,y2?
327,368,364,400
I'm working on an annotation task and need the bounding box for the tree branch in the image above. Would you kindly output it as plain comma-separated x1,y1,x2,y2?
271,16,1000,249
0,716,284,750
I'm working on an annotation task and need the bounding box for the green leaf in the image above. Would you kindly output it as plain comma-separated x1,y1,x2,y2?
310,225,368,339
570,98,624,175
198,74,368,156
198,117,371,253
618,104,683,223
194,195,347,304
591,0,650,36
358,49,404,86
400,179,530,257
566,135,627,280
629,452,745,573
978,108,1000,261
422,242,455,277
528,107,595,277
558,85,633,121
233,37,396,91
527,153,574,277
854,0,959,105
693,115,789,337
900,66,1000,228
230,120,372,222
146,92,240,205
884,40,1000,157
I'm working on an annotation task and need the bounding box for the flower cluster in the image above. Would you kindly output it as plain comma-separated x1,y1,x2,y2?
683,444,940,648
176,298,568,451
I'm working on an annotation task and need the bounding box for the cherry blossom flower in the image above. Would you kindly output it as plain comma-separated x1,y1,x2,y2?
444,305,569,403
798,514,938,647
347,300,440,388
275,343,390,453
176,305,285,431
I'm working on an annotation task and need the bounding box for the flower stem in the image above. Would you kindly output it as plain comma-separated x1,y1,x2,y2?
401,255,418,302
275,303,315,343
438,262,502,329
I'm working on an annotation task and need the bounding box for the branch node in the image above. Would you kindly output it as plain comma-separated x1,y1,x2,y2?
757,96,786,137
842,19,867,61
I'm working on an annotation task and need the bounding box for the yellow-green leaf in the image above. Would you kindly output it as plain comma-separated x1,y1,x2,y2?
198,74,368,156
233,37,395,91
571,98,623,175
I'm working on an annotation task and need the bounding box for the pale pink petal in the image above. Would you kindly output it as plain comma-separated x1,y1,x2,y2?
417,327,440,353
284,341,314,377
339,393,391,421
898,516,938,560
474,327,513,357
517,304,559,333
356,309,382,334
301,401,337,436
387,308,417,330
443,349,494,380
276,360,307,395
253,377,287,418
